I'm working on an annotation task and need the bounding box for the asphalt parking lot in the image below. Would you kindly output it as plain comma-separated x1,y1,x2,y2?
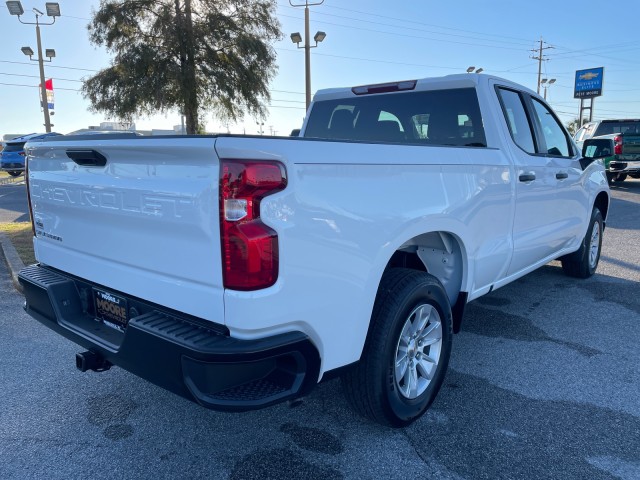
1,180,639,480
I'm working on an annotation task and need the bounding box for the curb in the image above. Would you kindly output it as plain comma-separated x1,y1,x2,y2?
0,174,25,186
0,232,25,293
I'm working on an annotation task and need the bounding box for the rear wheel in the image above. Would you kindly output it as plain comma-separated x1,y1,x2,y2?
341,268,453,427
7,171,21,177
561,207,603,278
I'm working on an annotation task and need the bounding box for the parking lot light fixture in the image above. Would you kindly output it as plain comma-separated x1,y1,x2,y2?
466,66,475,73
45,48,55,58
290,32,302,45
541,78,556,100
45,2,60,17
5,1,25,16
21,46,34,57
313,31,326,44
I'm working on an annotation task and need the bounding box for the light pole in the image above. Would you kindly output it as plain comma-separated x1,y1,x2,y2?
540,78,556,100
6,1,61,133
289,0,326,110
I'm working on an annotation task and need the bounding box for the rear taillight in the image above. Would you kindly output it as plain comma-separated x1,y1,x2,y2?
19,152,25,156
614,135,623,155
219,160,287,290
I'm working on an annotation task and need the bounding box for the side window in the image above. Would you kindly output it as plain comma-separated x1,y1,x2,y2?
574,126,586,142
531,99,571,157
497,88,535,154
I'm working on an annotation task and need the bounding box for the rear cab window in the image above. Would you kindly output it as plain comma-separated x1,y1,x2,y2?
594,121,640,136
3,143,26,153
304,88,487,148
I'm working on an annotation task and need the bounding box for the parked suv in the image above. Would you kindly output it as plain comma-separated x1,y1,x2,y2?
1,132,61,176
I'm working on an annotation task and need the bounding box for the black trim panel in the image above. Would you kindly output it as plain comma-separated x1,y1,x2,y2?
18,264,320,411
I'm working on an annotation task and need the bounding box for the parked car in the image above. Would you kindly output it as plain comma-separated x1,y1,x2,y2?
0,132,62,176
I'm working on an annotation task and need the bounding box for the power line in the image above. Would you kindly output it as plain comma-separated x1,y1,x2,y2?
0,81,304,107
278,13,528,52
0,60,97,72
0,81,80,91
281,7,534,48
283,2,535,45
277,47,463,71
0,71,84,83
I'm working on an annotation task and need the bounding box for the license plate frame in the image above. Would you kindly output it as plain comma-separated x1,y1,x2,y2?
93,287,129,332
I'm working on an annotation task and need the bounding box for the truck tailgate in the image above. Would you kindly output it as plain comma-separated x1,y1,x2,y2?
622,135,640,156
26,136,224,323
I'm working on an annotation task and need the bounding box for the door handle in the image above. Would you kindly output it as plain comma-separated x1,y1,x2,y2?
519,173,536,182
66,149,107,167
556,172,568,180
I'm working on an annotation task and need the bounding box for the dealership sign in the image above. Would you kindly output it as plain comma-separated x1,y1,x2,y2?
574,67,604,99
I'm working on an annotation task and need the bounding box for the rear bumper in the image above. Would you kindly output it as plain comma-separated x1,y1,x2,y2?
0,163,25,171
610,160,640,174
18,264,320,411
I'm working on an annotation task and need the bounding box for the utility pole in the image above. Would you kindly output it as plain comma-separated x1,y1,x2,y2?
6,2,61,133
531,37,554,94
289,1,326,110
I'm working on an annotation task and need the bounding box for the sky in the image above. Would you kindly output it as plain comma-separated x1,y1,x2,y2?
1,0,639,137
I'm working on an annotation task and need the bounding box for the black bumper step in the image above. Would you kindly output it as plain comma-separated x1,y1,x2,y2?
18,264,320,411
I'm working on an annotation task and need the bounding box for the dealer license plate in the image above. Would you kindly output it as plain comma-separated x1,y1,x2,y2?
93,288,129,331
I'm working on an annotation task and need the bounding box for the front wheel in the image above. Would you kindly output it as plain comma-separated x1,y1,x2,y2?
561,207,603,278
341,269,453,427
7,171,22,177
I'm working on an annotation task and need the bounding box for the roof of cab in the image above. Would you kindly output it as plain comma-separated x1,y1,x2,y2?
5,132,62,144
311,73,537,103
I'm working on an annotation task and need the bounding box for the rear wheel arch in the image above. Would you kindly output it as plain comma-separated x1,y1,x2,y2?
383,231,467,307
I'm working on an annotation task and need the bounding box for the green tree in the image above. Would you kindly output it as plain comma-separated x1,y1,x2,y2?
82,0,282,134
565,118,582,135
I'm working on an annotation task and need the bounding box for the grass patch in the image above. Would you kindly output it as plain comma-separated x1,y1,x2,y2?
0,222,35,265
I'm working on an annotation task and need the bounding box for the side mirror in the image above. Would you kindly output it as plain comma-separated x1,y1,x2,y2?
582,138,614,159
290,128,301,137
580,138,614,169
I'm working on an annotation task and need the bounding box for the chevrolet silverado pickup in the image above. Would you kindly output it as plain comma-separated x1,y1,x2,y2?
573,119,640,183
19,74,610,427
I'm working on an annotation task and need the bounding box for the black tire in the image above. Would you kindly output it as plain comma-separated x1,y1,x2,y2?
561,207,603,278
606,172,615,185
615,173,627,183
8,171,21,177
341,268,453,427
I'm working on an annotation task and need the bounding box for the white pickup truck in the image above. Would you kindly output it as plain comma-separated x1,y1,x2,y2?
19,74,610,427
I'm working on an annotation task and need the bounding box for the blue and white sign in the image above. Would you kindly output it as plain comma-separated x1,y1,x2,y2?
574,67,604,99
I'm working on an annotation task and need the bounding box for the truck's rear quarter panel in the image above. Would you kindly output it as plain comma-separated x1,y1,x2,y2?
215,136,514,372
